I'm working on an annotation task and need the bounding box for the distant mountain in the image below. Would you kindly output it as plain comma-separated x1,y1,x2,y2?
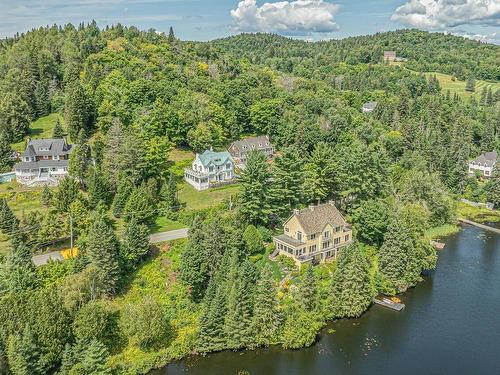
210,30,500,81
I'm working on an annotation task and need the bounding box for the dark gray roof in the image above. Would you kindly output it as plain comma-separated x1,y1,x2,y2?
291,202,347,235
274,234,304,247
230,136,272,153
21,139,72,158
472,151,497,167
14,160,69,170
363,101,377,111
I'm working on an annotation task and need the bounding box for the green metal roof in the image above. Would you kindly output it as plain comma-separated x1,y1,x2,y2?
198,150,233,167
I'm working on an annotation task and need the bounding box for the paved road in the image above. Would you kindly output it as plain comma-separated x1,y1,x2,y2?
149,228,189,244
32,228,189,267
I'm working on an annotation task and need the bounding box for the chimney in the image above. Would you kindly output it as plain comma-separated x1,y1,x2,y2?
309,205,315,211
293,209,299,215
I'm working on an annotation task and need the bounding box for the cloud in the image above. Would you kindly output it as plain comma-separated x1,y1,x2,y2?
391,0,500,29
448,30,500,43
230,0,340,35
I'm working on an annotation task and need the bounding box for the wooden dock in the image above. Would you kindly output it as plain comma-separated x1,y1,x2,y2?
458,218,500,235
430,240,445,250
373,297,405,311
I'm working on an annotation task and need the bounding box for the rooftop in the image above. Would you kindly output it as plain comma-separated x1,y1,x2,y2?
197,149,233,167
21,138,72,158
230,135,272,152
14,159,69,170
290,201,347,235
471,151,497,167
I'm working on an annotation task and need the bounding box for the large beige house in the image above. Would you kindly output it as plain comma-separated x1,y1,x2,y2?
273,201,353,265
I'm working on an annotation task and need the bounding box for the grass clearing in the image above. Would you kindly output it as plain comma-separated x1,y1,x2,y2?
425,224,460,240
168,148,194,162
151,216,185,233
423,72,500,100
11,113,64,152
178,182,240,210
457,202,500,223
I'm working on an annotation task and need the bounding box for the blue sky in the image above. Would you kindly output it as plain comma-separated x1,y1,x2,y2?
0,0,498,44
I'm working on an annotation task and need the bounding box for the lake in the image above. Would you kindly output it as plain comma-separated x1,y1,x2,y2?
153,224,500,375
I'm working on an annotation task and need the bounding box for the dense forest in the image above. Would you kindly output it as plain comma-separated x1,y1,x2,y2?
0,23,499,374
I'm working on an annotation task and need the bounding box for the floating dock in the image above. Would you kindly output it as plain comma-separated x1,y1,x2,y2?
430,240,445,250
373,296,405,311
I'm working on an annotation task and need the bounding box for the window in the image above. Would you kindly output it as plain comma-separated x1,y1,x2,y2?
285,227,289,233
43,155,48,159
309,233,316,240
334,237,340,245
309,245,317,253
335,226,341,233
324,231,331,239
226,163,231,169
209,166,214,172
297,231,302,242
345,234,350,242
322,240,331,249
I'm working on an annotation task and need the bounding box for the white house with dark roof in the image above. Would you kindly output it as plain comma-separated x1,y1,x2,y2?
228,135,274,167
468,151,497,178
14,138,73,186
362,101,377,113
184,149,235,191
273,201,353,265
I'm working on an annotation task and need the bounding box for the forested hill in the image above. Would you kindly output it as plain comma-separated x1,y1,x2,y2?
210,30,500,81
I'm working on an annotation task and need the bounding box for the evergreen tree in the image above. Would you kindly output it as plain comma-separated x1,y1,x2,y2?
0,132,13,172
40,185,52,207
239,151,271,225
85,212,120,296
122,185,155,225
224,255,255,350
112,175,133,218
298,265,318,312
379,217,416,293
77,340,111,375
303,142,336,203
87,167,111,208
7,325,43,375
64,81,90,141
179,217,209,301
465,77,475,92
0,93,31,142
270,146,304,217
53,177,79,213
68,134,91,185
52,118,65,138
121,217,150,268
251,264,280,347
197,285,227,353
168,26,176,43
242,224,264,255
486,165,500,208
158,173,178,215
331,244,372,318
0,198,18,234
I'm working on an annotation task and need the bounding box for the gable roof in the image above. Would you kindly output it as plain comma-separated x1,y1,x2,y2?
197,150,233,167
384,51,396,57
287,202,347,235
229,136,272,153
21,138,72,158
363,101,377,111
472,151,497,167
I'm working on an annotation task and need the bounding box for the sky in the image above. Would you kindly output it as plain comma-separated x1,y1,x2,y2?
0,0,499,44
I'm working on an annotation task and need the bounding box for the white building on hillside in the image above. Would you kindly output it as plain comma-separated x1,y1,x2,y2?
468,151,497,178
184,149,235,191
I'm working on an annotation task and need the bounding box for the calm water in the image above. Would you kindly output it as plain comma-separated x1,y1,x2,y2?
154,224,500,375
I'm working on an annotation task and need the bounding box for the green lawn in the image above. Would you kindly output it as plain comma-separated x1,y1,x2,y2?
178,182,240,210
457,202,500,223
168,148,194,162
150,216,185,233
425,224,460,240
423,72,500,100
11,113,64,152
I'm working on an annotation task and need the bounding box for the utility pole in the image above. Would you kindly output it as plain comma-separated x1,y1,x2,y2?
70,215,74,257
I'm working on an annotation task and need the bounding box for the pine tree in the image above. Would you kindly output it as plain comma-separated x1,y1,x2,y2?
7,325,43,375
112,175,133,218
122,185,155,225
465,77,475,92
251,264,280,347
78,340,111,375
224,255,255,350
486,165,500,208
331,243,372,318
53,177,80,213
239,151,272,225
52,118,65,138
121,217,150,268
68,136,91,185
197,285,227,353
303,142,336,203
179,216,209,301
0,199,18,234
0,131,13,172
87,167,111,208
379,217,415,293
40,185,52,207
158,173,178,215
242,224,264,255
168,26,176,43
85,212,120,296
64,81,90,141
270,146,304,218
298,265,318,312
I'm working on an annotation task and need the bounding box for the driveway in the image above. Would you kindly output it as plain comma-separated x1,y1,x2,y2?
32,228,190,267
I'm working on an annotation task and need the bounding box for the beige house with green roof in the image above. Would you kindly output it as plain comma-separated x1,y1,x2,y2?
273,201,353,265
